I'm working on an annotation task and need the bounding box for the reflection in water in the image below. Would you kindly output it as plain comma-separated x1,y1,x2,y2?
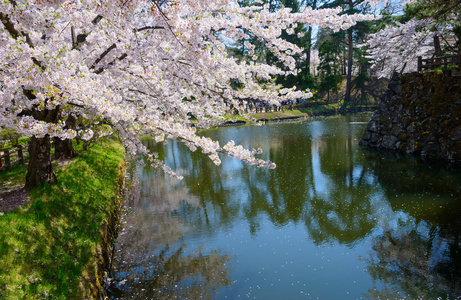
109,113,461,299
109,170,233,299
359,150,461,299
364,220,461,299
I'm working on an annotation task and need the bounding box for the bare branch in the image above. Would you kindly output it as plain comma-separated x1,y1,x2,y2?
0,12,46,70
0,12,34,47
92,15,103,25
90,43,117,69
71,26,77,48
135,26,165,32
94,53,128,74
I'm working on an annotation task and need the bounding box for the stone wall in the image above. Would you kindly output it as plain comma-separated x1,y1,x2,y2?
359,71,461,163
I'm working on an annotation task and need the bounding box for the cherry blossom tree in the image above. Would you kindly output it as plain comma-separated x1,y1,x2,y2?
366,18,434,78
0,0,378,189
366,0,461,78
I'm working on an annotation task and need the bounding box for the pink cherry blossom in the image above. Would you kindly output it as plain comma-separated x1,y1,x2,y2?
0,0,381,177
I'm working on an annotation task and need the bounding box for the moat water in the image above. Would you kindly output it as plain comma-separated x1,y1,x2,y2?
108,113,461,299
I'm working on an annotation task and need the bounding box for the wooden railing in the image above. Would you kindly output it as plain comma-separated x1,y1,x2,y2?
417,55,460,72
0,145,27,172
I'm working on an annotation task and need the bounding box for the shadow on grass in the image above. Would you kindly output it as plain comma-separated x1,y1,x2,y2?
0,138,125,299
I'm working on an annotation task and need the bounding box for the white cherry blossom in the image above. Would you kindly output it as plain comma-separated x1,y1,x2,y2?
0,0,380,177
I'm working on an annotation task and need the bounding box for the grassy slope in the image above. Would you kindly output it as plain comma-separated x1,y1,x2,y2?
0,138,125,299
252,109,307,120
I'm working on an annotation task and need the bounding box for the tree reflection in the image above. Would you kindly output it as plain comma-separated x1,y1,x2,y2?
109,162,233,299
362,147,461,227
242,125,315,231
113,114,461,298
146,116,382,246
304,118,378,246
110,244,232,300
359,148,461,299
362,219,461,299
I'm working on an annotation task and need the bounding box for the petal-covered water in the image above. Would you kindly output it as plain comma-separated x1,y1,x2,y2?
108,113,461,300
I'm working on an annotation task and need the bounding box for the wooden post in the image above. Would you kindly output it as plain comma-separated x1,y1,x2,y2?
417,56,422,72
4,148,10,170
17,145,24,164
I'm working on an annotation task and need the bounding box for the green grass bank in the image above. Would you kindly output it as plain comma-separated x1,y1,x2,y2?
222,102,376,126
0,138,125,299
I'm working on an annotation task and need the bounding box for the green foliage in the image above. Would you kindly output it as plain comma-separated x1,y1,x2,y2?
316,0,388,101
318,39,343,100
229,78,245,90
0,138,125,299
354,45,371,88
232,0,315,91
404,0,461,23
0,128,21,147
273,0,315,90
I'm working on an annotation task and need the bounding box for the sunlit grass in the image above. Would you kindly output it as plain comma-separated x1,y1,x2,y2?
298,102,342,114
251,109,307,120
0,157,29,190
0,136,29,152
0,137,125,299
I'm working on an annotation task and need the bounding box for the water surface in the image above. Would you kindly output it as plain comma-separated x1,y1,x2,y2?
109,113,461,299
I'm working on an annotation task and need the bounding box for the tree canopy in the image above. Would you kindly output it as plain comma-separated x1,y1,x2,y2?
0,0,380,186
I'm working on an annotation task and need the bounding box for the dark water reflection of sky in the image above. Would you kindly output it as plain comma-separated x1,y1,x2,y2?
108,113,461,300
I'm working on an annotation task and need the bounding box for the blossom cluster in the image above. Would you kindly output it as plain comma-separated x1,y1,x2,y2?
0,0,380,176
366,19,434,78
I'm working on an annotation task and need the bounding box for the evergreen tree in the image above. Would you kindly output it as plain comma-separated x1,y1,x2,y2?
318,39,342,102
276,0,316,90
320,0,379,102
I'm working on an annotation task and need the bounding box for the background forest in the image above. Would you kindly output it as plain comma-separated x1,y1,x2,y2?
230,0,461,104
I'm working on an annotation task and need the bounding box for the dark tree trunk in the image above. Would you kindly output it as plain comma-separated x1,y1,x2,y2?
400,62,408,75
25,135,57,189
54,138,77,159
458,42,461,64
305,0,317,74
345,28,353,103
434,34,442,57
54,114,77,159
306,26,312,71
24,106,60,190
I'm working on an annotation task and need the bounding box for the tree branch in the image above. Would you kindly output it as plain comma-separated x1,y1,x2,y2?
92,15,103,25
135,26,165,32
0,12,45,70
90,43,117,69
0,12,34,47
94,53,128,74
